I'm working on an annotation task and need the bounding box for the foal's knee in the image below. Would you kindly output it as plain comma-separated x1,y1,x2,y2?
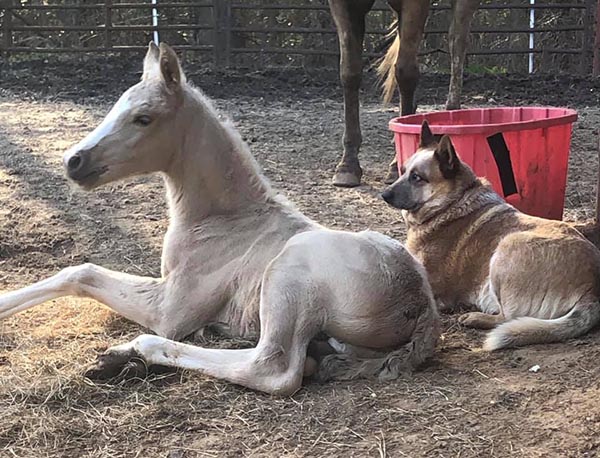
62,263,98,295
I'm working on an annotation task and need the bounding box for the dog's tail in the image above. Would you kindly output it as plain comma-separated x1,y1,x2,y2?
376,21,399,105
317,301,440,382
484,300,600,351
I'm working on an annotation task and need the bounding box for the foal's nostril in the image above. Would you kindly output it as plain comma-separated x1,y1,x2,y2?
68,154,82,171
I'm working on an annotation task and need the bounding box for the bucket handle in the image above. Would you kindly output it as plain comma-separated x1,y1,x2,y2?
487,132,518,197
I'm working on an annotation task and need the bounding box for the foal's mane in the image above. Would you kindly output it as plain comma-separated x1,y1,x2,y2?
184,81,281,205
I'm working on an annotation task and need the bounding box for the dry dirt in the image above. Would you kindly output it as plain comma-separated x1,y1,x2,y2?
1,56,600,457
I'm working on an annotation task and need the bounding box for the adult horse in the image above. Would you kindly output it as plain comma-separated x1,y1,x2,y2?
329,0,479,187
0,43,439,395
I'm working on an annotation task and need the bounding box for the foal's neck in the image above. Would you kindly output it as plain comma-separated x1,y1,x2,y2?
163,88,275,225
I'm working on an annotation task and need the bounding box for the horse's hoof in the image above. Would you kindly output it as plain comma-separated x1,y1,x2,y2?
384,167,399,184
84,349,148,381
333,169,362,188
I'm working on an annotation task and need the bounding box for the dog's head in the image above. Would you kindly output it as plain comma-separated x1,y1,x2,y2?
382,120,476,220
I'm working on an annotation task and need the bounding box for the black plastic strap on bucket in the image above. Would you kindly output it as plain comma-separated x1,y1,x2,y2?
487,132,518,197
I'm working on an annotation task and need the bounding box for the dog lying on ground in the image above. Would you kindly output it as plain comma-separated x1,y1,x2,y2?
382,121,600,350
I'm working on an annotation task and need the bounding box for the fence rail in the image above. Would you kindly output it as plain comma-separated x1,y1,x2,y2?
0,0,598,75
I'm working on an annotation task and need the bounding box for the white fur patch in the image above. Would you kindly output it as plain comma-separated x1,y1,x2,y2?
64,90,132,166
406,148,436,171
476,279,501,315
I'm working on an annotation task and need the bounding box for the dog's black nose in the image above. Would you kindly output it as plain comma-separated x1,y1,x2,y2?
381,189,394,204
67,153,83,172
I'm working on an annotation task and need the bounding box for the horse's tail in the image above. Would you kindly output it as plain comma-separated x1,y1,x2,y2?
376,20,399,105
317,301,440,382
484,300,600,351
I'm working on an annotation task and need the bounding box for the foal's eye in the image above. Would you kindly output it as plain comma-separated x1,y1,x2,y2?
409,171,423,183
133,115,152,126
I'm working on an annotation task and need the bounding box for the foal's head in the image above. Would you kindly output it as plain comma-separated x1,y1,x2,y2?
64,43,187,189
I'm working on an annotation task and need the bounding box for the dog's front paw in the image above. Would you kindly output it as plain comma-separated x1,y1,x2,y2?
458,312,501,330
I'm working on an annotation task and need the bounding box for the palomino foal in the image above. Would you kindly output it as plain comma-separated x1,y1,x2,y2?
0,43,439,395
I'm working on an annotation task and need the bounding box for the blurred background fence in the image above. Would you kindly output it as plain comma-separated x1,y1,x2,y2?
0,0,598,75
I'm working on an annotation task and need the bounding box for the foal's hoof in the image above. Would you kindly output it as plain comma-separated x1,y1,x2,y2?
384,166,399,184
84,349,148,382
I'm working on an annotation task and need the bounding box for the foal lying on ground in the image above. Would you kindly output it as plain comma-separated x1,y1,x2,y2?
0,43,439,395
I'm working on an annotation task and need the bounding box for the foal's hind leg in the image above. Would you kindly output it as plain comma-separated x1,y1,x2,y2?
0,263,166,335
86,259,323,395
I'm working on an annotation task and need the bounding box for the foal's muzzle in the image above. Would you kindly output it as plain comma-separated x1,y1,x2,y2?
64,148,106,186
65,149,89,180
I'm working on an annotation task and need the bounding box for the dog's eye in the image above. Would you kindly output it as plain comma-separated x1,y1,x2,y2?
133,115,152,126
409,171,423,183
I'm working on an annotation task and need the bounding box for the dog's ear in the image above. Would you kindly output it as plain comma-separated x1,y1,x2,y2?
434,135,459,179
419,120,436,148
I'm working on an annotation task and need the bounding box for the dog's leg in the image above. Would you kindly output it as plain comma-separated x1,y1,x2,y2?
0,263,167,334
459,312,504,329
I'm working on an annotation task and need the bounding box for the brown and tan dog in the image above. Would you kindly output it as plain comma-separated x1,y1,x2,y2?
382,121,600,350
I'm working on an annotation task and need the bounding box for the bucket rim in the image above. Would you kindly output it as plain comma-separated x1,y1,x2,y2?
389,106,578,136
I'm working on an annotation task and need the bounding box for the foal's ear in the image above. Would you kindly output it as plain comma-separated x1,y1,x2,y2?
142,41,160,80
419,120,436,148
434,135,460,179
158,43,185,90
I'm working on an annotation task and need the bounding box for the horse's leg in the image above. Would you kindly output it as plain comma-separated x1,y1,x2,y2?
446,0,479,110
0,264,167,331
329,0,375,188
86,257,322,396
384,0,430,184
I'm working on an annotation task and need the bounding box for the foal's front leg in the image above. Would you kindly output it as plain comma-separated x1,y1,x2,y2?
0,263,166,334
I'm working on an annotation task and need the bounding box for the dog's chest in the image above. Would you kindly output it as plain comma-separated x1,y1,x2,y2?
409,233,489,307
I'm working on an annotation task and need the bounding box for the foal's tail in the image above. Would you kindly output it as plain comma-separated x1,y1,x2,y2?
376,20,399,105
317,302,440,382
484,300,600,351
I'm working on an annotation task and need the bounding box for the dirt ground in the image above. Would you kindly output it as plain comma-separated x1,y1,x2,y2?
1,55,600,457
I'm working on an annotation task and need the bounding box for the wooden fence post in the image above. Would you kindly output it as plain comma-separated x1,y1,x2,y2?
581,0,595,74
104,0,112,52
1,0,13,57
213,0,231,67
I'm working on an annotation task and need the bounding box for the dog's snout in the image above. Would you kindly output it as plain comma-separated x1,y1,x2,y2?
67,153,83,172
381,189,394,204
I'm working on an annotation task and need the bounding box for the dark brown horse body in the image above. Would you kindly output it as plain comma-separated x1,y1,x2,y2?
328,0,480,187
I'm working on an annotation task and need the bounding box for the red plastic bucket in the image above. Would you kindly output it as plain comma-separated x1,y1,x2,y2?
389,107,578,220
